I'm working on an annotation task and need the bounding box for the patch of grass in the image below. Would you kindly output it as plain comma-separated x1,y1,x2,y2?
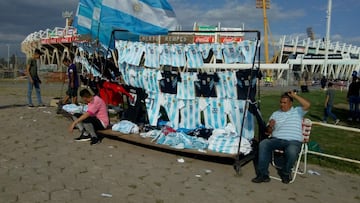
257,89,360,175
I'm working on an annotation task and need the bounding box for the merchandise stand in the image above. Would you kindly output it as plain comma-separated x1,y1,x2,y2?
74,29,267,173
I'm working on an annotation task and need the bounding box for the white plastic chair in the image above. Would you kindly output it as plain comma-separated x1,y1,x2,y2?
271,118,312,183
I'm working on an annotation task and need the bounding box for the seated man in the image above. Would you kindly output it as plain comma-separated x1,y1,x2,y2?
68,89,109,145
252,90,311,184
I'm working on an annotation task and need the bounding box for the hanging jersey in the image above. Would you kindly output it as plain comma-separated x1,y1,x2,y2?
236,41,246,63
82,57,101,77
127,42,145,66
222,43,238,64
225,99,254,140
241,40,257,64
123,85,148,124
215,71,238,99
144,43,160,68
127,65,138,87
142,68,161,93
101,81,132,106
185,44,203,68
145,92,162,126
171,44,186,67
199,97,229,129
118,63,130,85
177,72,197,100
159,71,181,94
127,65,144,89
123,41,134,64
198,43,212,60
211,43,223,60
178,99,202,129
194,72,220,97
159,44,172,66
135,67,145,89
236,69,258,101
159,93,179,129
115,40,128,64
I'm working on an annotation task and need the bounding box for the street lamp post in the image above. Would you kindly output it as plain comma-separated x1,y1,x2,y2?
7,44,10,69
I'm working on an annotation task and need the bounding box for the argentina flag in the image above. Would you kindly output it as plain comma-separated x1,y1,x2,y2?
74,1,93,35
74,0,103,37
100,0,178,36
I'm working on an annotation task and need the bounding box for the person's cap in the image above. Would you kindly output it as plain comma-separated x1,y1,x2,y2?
34,48,44,55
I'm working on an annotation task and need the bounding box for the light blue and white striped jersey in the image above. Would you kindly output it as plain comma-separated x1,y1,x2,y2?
235,42,246,63
118,62,129,84
225,99,254,140
198,43,212,59
222,43,238,64
123,41,134,64
159,93,179,129
270,106,306,142
115,40,128,64
159,44,173,66
128,65,145,88
211,43,224,60
215,71,238,99
135,67,145,89
127,42,145,66
199,97,229,129
144,43,160,68
241,40,256,64
185,44,203,68
142,68,161,93
208,133,252,154
177,72,197,100
145,91,162,126
178,98,202,129
171,44,186,67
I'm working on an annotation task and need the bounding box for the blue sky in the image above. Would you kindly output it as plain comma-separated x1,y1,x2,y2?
0,0,359,59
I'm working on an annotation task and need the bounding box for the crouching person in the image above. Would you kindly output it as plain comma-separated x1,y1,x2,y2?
252,90,311,184
69,89,109,145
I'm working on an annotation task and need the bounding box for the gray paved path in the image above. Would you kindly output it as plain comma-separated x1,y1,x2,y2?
0,80,359,203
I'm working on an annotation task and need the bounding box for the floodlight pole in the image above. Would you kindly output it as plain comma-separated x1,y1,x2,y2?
256,0,271,77
256,0,270,63
324,0,332,78
62,11,73,36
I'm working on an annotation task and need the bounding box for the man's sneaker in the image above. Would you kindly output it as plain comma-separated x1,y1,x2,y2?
278,171,292,184
251,176,270,183
38,104,46,108
28,104,35,108
90,137,100,145
74,134,91,142
335,119,340,125
281,175,291,184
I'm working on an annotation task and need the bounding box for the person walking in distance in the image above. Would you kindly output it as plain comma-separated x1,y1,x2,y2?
323,82,340,124
26,48,45,108
61,58,79,104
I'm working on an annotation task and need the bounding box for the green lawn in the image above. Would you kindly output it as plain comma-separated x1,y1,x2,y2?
257,88,360,175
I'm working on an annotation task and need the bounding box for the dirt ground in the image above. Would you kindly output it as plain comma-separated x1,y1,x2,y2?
0,79,359,203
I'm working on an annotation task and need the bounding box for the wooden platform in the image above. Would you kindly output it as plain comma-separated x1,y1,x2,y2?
97,129,255,165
